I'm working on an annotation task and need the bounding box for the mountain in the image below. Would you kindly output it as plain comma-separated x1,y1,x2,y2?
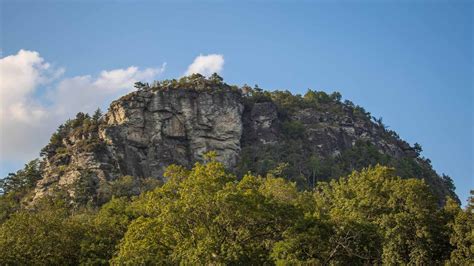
32,74,457,204
1,74,469,265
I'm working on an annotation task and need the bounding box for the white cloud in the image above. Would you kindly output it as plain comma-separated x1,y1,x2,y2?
52,64,166,116
0,50,64,125
94,65,165,92
185,54,224,76
0,50,165,162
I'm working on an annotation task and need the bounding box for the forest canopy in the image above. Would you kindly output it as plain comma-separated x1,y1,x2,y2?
0,155,472,265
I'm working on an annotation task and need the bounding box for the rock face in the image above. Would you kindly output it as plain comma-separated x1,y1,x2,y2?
35,89,243,200
33,83,455,203
102,89,243,176
242,101,416,159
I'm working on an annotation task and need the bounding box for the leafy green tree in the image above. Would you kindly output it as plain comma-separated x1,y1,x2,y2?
134,81,147,89
79,197,134,265
0,198,84,265
306,155,321,188
0,159,41,195
97,175,162,204
0,149,461,264
113,154,302,264
282,120,305,138
271,217,333,264
73,171,99,207
313,165,450,264
209,72,224,84
0,193,21,224
446,191,474,264
92,108,103,121
0,159,42,223
330,91,342,102
413,142,423,155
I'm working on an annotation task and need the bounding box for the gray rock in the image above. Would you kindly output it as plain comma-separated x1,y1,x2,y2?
34,89,244,201
33,86,450,203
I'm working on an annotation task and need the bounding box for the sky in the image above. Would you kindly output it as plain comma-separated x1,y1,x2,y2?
0,0,472,204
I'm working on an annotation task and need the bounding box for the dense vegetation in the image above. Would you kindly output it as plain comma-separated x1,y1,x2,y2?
40,109,105,160
237,85,456,203
0,153,472,265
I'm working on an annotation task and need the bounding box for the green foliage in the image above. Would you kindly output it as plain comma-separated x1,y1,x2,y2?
274,217,382,265
79,197,134,265
238,138,456,203
92,107,103,121
0,159,468,264
0,159,41,195
148,73,233,93
241,87,371,122
0,193,135,265
0,159,42,223
0,193,20,224
209,72,224,83
313,166,451,264
0,199,84,265
414,142,423,154
271,217,333,264
72,171,100,207
113,159,301,264
273,166,453,264
244,85,273,103
40,111,104,159
97,175,162,205
243,88,348,117
134,81,148,89
446,191,474,264
281,119,305,138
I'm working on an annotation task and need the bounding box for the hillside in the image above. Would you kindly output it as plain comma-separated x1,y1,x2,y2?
1,74,471,265
26,73,456,204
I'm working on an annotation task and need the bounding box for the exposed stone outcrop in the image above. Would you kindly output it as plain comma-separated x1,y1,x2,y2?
35,88,243,200
33,82,455,203
241,100,416,160
102,89,243,175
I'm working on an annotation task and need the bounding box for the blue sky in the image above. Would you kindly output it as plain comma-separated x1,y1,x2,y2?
1,0,472,203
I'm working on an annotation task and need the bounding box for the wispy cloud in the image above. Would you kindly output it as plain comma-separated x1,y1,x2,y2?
0,50,165,162
185,54,224,76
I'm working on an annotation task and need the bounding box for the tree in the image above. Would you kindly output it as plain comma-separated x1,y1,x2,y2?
92,108,103,122
0,151,460,264
113,153,301,264
271,216,334,264
209,72,223,84
0,159,42,222
282,120,305,138
312,165,450,264
306,155,321,188
413,142,423,155
0,159,42,195
97,175,162,204
72,171,99,207
79,197,134,265
330,91,342,102
0,199,83,265
447,191,474,264
134,81,147,89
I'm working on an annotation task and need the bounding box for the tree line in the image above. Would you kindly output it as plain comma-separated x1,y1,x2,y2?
0,152,472,265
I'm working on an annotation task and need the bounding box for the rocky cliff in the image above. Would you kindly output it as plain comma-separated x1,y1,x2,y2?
33,75,457,203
